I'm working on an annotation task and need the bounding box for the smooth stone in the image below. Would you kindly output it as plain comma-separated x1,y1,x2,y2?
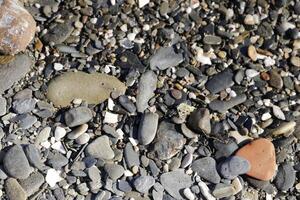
149,46,184,70
35,127,51,144
191,157,221,184
272,105,285,120
272,121,296,136
246,177,276,194
160,170,193,199
269,70,283,89
124,143,140,168
205,69,234,94
5,178,27,200
247,45,257,61
54,126,66,141
75,133,90,144
85,136,115,160
214,139,239,159
183,188,195,200
3,145,31,179
19,171,45,196
24,144,44,169
14,114,37,129
291,56,300,67
235,138,276,181
133,176,155,193
64,106,93,127
219,156,251,179
136,70,157,112
87,166,101,182
138,112,159,145
12,98,36,114
0,0,36,55
0,96,6,116
209,94,247,113
275,162,296,191
47,71,126,107
188,108,211,134
203,35,222,45
118,180,132,192
212,183,235,198
234,69,244,84
0,54,33,94
0,167,8,179
118,95,136,113
104,163,124,180
46,152,68,169
68,124,88,139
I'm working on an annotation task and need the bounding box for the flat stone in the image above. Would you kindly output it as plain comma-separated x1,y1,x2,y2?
124,143,140,168
64,106,93,127
212,183,235,198
188,108,211,134
269,70,283,89
219,156,251,179
118,180,132,192
0,54,33,94
235,138,276,181
75,133,90,144
209,94,247,113
246,177,276,194
275,162,296,191
138,112,159,145
47,71,126,107
136,70,157,112
205,69,234,94
46,152,68,169
12,98,36,114
5,178,27,200
149,46,184,70
133,176,155,193
203,35,222,45
24,144,44,169
160,170,193,199
104,163,124,180
0,0,36,55
191,157,221,184
0,96,6,116
85,136,115,160
14,114,37,129
3,145,31,179
118,95,136,113
19,171,45,196
68,124,88,140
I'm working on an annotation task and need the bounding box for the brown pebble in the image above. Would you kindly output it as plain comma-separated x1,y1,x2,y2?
291,56,300,67
170,89,182,100
260,72,270,81
248,45,257,61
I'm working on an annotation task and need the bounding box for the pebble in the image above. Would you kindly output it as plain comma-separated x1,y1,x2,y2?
15,114,37,129
136,70,157,112
54,126,66,141
235,138,276,181
212,183,235,199
244,14,256,25
64,106,93,127
290,56,300,67
0,0,36,55
124,143,140,168
68,124,88,139
272,121,296,136
12,98,36,114
139,0,149,8
118,180,132,192
203,35,222,45
183,188,195,200
118,95,136,113
47,72,126,107
138,112,159,145
3,145,31,179
19,172,45,196
103,111,119,124
219,156,251,179
247,45,257,61
133,175,155,193
205,69,234,94
24,144,44,169
85,136,115,160
269,70,283,89
275,162,296,191
191,157,221,184
104,163,124,180
209,94,247,113
272,105,286,120
0,96,6,116
149,46,184,70
5,178,27,200
160,170,193,199
46,168,63,187
75,133,90,144
47,152,68,169
188,108,211,134
246,69,259,78
0,54,33,93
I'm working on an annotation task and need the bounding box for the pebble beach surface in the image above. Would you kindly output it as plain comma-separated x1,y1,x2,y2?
0,0,299,200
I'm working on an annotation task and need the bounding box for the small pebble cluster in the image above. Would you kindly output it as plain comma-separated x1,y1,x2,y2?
0,0,299,200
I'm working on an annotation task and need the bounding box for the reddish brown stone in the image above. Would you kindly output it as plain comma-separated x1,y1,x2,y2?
235,138,276,181
0,0,36,55
260,72,270,81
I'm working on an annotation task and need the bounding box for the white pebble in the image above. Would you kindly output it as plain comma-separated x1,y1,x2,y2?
127,33,136,41
246,69,259,78
103,112,119,124
261,112,272,121
264,57,275,67
124,170,134,177
54,126,66,141
183,188,195,200
138,0,149,8
46,169,63,187
90,18,98,24
198,180,216,200
143,24,150,31
51,141,66,154
108,98,115,110
53,63,64,71
272,105,286,120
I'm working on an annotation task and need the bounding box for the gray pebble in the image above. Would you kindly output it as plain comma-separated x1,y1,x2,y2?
65,106,93,127
118,180,132,192
19,171,45,196
124,143,140,168
0,96,6,116
104,163,124,180
205,69,234,94
203,35,222,45
46,152,68,169
188,108,211,134
138,112,159,145
24,144,44,169
191,157,221,184
150,46,184,70
118,95,136,113
133,175,155,193
275,162,296,191
209,94,247,113
212,183,235,199
219,156,251,179
85,136,115,160
5,178,27,200
12,98,36,114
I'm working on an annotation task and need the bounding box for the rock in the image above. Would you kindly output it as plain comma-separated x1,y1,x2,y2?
275,162,296,191
68,124,88,139
5,178,27,200
247,45,257,61
13,113,37,129
138,0,150,8
138,112,159,145
269,70,283,89
188,108,211,134
118,180,132,192
118,95,136,113
191,157,221,184
19,172,45,196
160,170,193,199
85,136,115,160
209,94,247,113
46,168,63,187
24,144,44,169
214,139,239,159
244,14,256,25
219,156,251,179
203,35,222,45
153,127,185,160
212,183,235,199
205,69,234,94
149,46,184,70
183,188,195,200
0,54,33,94
87,166,101,182
0,96,6,116
136,71,157,112
12,98,36,114
272,105,285,120
75,133,90,144
272,121,296,136
133,176,155,193
0,0,36,55
47,71,126,107
104,163,124,180
64,106,93,127
246,177,276,194
3,145,31,179
290,56,300,67
46,152,68,169
235,138,276,181
54,126,66,141
124,143,140,168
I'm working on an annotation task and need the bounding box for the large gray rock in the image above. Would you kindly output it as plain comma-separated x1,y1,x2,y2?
138,112,159,145
124,143,140,168
85,136,115,160
191,157,221,184
0,54,33,94
64,106,93,127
